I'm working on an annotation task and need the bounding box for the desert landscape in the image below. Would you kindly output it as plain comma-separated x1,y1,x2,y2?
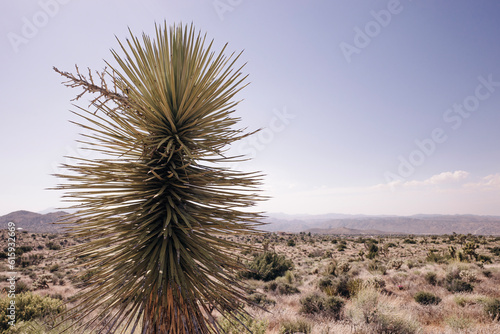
1,213,500,333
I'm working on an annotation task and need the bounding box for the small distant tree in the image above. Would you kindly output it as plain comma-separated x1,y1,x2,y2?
54,23,263,333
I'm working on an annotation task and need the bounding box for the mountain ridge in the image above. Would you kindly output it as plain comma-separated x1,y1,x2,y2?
1,210,500,235
263,212,500,235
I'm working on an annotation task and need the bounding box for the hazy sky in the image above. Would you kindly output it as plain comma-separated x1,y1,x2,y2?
1,0,500,216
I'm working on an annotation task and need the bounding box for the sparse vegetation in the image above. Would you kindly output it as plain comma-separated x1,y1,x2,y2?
1,230,500,333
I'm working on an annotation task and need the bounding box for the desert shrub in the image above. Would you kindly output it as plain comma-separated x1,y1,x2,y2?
367,260,386,275
347,278,364,297
279,319,311,334
337,243,347,252
49,293,64,301
0,292,65,331
484,298,500,320
320,275,361,299
363,277,386,291
482,269,492,278
326,260,338,276
248,293,275,307
389,259,403,270
446,279,473,293
308,249,324,258
337,261,351,274
445,315,474,331
414,291,441,305
424,272,438,286
459,269,477,283
218,313,267,334
300,293,326,314
489,246,500,256
444,267,474,293
32,274,53,290
75,268,98,287
19,246,33,253
284,270,294,284
347,287,420,334
331,275,351,298
403,238,416,244
477,254,492,263
373,312,421,334
426,250,444,263
366,243,379,259
49,264,60,273
242,252,293,281
46,242,61,251
15,280,31,294
318,277,333,291
299,293,344,319
264,281,299,295
323,250,333,259
324,296,345,319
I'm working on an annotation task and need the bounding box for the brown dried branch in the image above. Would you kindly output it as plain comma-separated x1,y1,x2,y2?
53,65,132,110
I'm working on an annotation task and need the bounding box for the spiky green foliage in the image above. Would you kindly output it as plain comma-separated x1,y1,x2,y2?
53,23,264,333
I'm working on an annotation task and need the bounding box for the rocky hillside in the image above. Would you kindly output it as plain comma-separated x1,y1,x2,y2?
0,210,69,233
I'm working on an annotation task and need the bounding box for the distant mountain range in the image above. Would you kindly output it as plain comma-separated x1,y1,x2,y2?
1,210,500,235
263,213,500,235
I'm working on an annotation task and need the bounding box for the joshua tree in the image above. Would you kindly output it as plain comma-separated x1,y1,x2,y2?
53,23,263,333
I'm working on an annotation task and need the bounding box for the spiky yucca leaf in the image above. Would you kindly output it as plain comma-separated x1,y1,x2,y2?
53,23,264,334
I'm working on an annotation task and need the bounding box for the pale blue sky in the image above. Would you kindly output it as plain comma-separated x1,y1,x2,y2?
1,0,500,216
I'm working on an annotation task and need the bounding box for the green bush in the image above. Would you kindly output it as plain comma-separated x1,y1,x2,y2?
414,291,441,305
242,252,293,281
367,261,387,275
46,242,61,251
318,277,333,291
424,272,438,286
330,275,351,298
489,246,500,256
248,293,275,307
347,287,420,334
299,293,344,319
0,292,65,331
366,243,379,259
444,267,474,293
337,243,347,252
264,281,299,295
484,298,500,320
446,279,473,293
15,280,31,294
218,313,267,334
279,319,311,334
